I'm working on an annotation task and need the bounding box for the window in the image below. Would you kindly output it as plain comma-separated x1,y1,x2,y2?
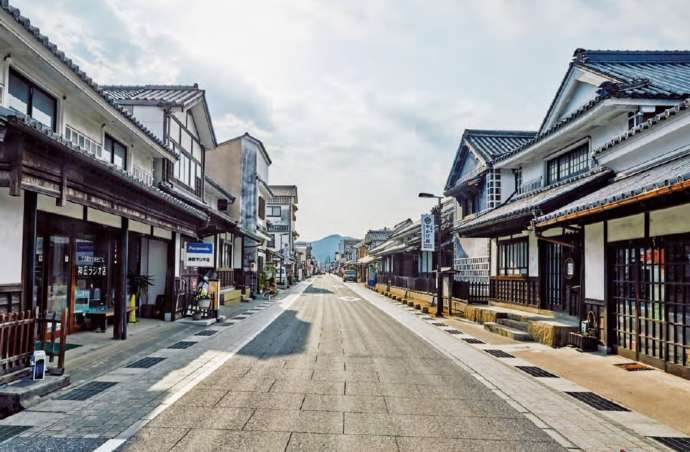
513,167,522,194
258,197,266,219
486,169,501,209
462,192,481,218
104,134,127,170
546,142,588,185
268,206,281,217
267,234,275,248
219,239,232,269
8,69,57,131
166,113,203,194
65,126,102,157
497,238,528,276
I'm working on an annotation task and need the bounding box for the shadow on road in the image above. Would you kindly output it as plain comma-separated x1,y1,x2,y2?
236,308,312,359
303,286,334,294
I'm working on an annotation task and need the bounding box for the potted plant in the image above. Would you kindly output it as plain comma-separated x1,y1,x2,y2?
128,273,154,321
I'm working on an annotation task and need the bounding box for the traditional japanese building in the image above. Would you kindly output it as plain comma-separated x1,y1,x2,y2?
453,50,690,375
444,130,536,283
267,185,299,282
0,3,212,338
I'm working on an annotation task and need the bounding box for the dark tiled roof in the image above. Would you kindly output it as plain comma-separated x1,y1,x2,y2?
499,49,690,164
576,49,690,97
0,1,175,158
364,229,392,243
464,129,537,161
456,169,611,235
594,99,690,156
101,85,204,107
204,175,236,202
0,107,207,221
538,154,690,225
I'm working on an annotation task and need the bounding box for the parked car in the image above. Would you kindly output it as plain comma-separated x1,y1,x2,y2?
342,270,357,282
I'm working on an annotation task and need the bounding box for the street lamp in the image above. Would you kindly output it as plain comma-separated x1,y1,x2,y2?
418,192,444,317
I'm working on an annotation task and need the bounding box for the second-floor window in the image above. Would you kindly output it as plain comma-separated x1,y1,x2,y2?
8,69,57,131
497,238,528,276
268,206,281,217
546,142,588,185
267,234,275,248
258,196,266,219
103,134,127,170
168,112,202,194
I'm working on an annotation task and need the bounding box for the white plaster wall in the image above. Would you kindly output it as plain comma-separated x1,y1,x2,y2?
174,233,181,277
650,204,690,236
0,190,24,284
62,104,102,144
37,195,82,219
521,161,544,187
559,81,599,119
590,113,629,150
607,214,644,242
154,227,172,240
134,106,165,141
130,220,150,235
457,237,489,258
500,169,516,202
87,209,121,229
585,222,605,300
528,230,539,277
489,239,498,277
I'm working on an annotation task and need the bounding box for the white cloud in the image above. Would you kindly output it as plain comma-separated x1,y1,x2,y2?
13,0,690,241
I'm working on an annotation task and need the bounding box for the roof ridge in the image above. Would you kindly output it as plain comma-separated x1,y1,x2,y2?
464,129,537,136
574,48,690,63
100,84,201,91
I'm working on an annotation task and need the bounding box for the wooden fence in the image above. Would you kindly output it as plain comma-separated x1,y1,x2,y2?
0,310,35,376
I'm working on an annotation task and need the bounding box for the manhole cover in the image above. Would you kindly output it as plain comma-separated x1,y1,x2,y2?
57,381,117,401
0,425,30,442
485,349,515,358
614,362,653,372
167,341,196,350
565,392,629,411
651,437,690,451
462,338,485,344
232,315,248,320
214,322,233,327
126,357,166,369
195,330,218,336
445,329,462,335
516,366,559,378
432,322,447,327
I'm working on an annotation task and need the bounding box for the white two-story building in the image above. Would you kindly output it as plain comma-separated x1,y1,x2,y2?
454,49,690,377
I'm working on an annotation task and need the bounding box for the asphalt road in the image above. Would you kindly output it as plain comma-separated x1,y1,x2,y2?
122,276,565,451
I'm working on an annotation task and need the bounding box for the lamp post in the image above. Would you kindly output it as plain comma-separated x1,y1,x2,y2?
419,192,444,317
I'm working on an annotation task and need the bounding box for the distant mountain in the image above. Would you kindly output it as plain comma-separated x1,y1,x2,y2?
311,234,357,264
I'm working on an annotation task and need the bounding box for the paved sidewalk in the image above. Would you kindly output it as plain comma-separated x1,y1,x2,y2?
349,281,684,451
0,282,311,451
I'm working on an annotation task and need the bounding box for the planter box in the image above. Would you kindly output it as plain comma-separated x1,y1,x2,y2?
568,332,598,352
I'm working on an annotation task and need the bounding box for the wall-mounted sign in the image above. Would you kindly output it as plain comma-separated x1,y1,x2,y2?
565,257,576,280
185,242,214,268
421,214,435,252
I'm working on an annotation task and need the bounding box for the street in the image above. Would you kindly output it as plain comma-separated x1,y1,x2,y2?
122,275,561,451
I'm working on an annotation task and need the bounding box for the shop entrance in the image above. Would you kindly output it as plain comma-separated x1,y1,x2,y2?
609,235,690,377
34,213,117,337
540,231,582,318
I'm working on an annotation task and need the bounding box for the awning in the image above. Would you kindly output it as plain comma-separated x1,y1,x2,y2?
455,169,611,237
357,255,376,264
537,153,690,227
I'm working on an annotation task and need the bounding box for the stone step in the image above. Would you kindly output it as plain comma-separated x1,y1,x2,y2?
484,322,533,342
496,317,530,332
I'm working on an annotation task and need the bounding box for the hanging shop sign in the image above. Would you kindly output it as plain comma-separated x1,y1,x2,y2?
185,242,214,268
421,214,435,252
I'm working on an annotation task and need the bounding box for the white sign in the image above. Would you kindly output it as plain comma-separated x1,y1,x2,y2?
421,214,435,252
185,242,214,268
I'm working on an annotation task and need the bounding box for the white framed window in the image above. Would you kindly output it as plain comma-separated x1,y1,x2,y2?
65,126,102,158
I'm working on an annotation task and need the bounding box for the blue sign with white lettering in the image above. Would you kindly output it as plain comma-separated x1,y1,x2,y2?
185,242,214,268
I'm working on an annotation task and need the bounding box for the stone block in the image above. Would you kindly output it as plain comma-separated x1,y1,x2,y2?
528,321,578,348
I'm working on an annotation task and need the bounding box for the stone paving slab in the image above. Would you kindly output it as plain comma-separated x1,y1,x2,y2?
243,409,344,434
287,432,398,451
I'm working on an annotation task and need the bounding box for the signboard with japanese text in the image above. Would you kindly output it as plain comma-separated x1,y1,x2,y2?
185,242,214,268
421,214,435,252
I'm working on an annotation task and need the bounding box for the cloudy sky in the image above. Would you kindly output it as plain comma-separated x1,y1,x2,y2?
15,0,690,241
